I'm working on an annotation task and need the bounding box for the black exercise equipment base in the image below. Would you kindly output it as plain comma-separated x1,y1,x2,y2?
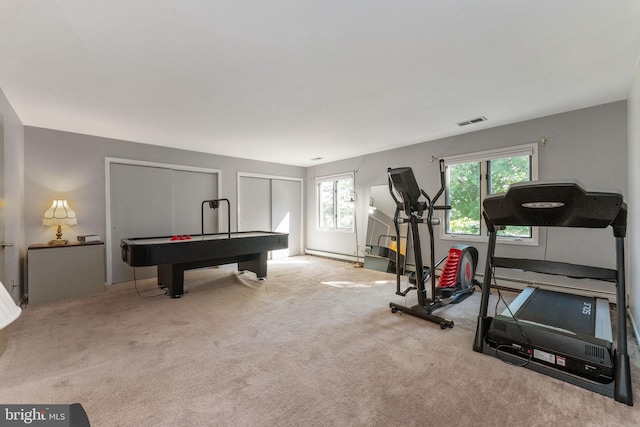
476,340,632,402
389,302,454,329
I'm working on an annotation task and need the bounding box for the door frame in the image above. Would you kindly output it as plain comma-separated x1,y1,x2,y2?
0,113,4,291
105,157,222,285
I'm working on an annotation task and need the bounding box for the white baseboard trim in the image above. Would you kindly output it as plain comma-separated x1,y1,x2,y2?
305,249,359,263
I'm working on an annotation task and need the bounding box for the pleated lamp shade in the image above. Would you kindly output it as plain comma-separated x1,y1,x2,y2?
42,200,77,226
42,199,77,245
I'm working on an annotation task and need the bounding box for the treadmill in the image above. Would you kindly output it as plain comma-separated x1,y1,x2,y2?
472,180,633,406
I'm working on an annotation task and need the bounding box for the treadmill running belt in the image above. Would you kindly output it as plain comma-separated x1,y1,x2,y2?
515,289,594,336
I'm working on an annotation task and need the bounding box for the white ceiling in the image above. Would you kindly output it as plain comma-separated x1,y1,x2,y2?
2,1,640,167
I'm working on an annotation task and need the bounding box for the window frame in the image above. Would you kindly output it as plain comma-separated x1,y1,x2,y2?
316,172,355,233
441,143,539,246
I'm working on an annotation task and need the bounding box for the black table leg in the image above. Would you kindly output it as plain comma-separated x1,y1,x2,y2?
158,264,185,297
238,252,268,278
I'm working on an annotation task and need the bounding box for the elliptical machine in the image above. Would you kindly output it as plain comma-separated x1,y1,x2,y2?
387,159,479,329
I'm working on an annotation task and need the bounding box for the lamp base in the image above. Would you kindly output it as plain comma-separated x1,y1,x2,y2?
48,238,69,245
48,225,68,245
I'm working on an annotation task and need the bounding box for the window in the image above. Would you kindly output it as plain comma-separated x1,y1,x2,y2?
444,143,538,243
317,173,354,231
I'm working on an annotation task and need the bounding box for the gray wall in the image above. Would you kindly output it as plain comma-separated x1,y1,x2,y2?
24,126,306,250
0,88,25,302
306,101,628,295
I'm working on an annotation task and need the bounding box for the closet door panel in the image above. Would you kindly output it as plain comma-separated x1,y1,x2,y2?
171,170,218,235
110,164,172,283
272,179,302,257
238,176,270,232
110,164,219,284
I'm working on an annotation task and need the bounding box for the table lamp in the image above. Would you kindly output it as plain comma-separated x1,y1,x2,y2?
42,199,77,245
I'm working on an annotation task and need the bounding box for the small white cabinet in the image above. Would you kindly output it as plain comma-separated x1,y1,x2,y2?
27,242,105,304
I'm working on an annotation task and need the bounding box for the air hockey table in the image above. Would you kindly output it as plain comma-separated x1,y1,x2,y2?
121,231,288,297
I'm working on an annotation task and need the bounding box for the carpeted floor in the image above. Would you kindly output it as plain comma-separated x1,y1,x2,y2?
0,255,638,426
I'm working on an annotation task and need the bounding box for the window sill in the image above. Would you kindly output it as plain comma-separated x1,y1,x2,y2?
316,228,355,234
441,233,539,246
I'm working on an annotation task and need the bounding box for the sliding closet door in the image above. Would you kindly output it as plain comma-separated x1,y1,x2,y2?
238,176,271,231
110,163,219,284
238,175,302,258
171,169,218,235
271,179,301,258
110,164,172,283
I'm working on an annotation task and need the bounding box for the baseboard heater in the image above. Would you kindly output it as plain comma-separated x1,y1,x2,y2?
305,249,359,263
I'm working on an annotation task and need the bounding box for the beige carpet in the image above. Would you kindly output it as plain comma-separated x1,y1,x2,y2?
0,255,638,426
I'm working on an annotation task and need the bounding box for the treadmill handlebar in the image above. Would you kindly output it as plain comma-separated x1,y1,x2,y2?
483,181,625,231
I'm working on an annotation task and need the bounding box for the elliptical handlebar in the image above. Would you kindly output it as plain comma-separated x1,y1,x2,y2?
430,159,447,209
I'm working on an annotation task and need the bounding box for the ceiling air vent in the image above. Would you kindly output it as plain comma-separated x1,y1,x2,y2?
457,116,487,127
